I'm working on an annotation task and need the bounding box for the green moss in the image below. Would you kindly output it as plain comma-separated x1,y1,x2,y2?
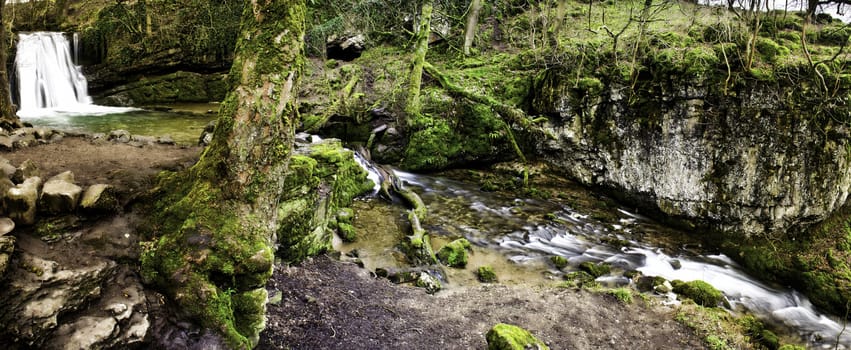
338,222,357,242
778,345,806,350
486,323,550,350
579,261,611,278
550,256,568,269
437,238,471,268
672,280,725,307
562,271,597,288
755,37,791,63
608,287,633,304
477,265,498,283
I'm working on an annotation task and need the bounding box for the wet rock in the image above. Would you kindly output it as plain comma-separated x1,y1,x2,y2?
108,130,131,143
80,184,119,214
39,171,83,214
0,250,116,346
11,128,38,148
157,136,175,145
654,280,674,294
6,176,42,225
437,238,471,268
415,272,442,294
198,121,216,146
486,323,550,350
13,159,40,183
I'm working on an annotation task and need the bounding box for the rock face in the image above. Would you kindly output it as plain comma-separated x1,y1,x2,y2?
0,248,116,346
532,71,851,237
80,184,119,214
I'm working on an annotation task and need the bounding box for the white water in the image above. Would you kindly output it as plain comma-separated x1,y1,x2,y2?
390,171,851,348
503,207,851,348
14,32,134,119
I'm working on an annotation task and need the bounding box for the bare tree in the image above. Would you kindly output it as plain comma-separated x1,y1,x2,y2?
463,0,483,55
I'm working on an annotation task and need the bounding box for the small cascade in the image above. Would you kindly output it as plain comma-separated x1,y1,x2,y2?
14,32,133,119
16,32,91,111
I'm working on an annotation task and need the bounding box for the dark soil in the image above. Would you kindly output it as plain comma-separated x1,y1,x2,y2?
258,255,706,350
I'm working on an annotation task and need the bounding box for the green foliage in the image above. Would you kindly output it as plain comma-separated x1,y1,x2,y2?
83,1,242,67
672,280,725,307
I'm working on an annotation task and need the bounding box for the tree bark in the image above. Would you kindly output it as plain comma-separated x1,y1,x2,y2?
0,2,20,130
463,0,483,56
404,0,433,124
140,0,305,348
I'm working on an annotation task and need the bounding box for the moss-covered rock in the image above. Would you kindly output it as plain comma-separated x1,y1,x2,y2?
477,265,498,283
437,238,471,268
486,323,550,350
579,261,611,278
672,280,725,307
550,256,568,269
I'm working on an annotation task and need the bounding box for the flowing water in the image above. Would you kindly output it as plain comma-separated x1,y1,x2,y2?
12,32,215,144
346,167,851,348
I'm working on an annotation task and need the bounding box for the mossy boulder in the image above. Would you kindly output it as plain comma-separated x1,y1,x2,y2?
550,256,568,269
672,280,725,307
338,222,356,242
437,238,471,268
486,323,549,350
477,265,498,283
579,261,611,278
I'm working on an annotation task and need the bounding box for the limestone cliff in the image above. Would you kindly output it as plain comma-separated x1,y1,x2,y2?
532,70,851,238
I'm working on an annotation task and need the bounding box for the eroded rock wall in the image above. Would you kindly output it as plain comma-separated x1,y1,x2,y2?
532,69,851,237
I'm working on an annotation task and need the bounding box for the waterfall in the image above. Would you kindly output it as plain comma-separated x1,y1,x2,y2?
14,32,132,119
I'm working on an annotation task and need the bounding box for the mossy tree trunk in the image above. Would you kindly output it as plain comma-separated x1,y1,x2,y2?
140,0,305,348
0,2,20,129
404,0,433,125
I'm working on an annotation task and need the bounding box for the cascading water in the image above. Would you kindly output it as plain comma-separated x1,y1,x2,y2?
383,170,851,349
14,32,133,119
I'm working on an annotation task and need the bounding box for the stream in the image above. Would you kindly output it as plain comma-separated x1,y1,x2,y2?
345,168,851,349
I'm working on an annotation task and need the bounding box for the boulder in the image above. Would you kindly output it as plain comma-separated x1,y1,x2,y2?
40,171,83,215
437,238,471,268
0,157,17,179
108,130,131,143
486,323,550,350
6,177,42,225
80,185,119,214
12,159,40,184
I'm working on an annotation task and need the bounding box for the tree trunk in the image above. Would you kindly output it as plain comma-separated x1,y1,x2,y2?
140,0,305,348
404,0,433,124
463,0,483,56
0,2,20,130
